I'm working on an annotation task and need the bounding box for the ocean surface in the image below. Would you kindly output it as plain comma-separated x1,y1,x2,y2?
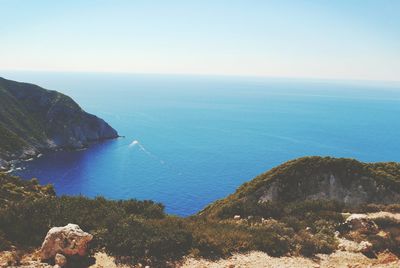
4,72,400,216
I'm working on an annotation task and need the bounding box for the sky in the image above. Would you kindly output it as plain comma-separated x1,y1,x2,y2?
1,0,399,81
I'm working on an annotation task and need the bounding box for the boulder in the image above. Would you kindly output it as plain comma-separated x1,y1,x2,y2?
40,224,93,261
344,214,378,234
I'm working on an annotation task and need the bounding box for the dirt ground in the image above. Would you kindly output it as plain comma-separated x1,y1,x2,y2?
179,251,400,268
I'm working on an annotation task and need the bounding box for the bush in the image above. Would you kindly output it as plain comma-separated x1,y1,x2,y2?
374,217,400,229
188,220,253,258
103,217,192,265
0,196,166,248
250,221,293,256
386,204,400,213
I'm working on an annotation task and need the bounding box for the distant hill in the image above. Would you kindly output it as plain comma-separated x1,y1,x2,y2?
0,77,118,170
200,156,400,218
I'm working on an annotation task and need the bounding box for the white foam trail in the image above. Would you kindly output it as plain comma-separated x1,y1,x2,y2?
129,139,165,165
127,139,185,177
137,143,151,155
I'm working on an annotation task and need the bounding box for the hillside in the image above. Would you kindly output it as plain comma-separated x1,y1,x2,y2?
0,77,118,170
0,157,399,266
200,156,400,218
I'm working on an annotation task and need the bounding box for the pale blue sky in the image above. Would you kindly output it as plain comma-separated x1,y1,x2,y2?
1,0,399,81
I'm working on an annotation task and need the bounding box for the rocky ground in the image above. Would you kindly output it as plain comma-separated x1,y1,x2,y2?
180,250,400,268
85,251,400,268
2,250,399,268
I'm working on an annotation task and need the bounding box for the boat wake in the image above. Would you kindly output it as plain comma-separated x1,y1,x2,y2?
129,139,164,165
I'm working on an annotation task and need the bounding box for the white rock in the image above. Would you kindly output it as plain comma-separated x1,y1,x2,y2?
40,223,93,260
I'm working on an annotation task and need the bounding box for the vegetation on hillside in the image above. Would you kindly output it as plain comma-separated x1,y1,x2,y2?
0,173,55,207
0,157,399,266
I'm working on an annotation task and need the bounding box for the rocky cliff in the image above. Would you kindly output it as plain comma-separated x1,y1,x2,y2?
201,157,400,218
0,77,118,169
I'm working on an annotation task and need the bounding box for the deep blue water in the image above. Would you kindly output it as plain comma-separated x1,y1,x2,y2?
4,72,400,216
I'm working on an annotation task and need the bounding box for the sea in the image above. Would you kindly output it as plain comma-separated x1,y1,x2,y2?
3,71,400,216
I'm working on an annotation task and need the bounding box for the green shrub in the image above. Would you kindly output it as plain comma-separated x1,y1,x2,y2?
188,220,253,258
103,217,192,264
297,231,318,257
0,196,166,248
374,217,400,229
250,222,293,256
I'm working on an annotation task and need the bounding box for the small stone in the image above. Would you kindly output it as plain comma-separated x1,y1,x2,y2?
357,241,373,254
55,253,67,267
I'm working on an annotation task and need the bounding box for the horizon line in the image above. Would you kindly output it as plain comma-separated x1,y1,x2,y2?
1,68,400,85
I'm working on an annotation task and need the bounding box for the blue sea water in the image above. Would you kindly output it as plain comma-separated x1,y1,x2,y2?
4,72,400,216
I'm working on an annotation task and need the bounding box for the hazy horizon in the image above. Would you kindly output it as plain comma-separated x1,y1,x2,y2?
1,0,400,82
2,70,400,86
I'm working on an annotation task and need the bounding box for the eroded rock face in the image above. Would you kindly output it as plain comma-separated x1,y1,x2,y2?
258,173,400,206
40,224,93,261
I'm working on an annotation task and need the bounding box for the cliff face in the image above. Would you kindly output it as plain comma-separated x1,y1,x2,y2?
0,77,118,168
201,157,400,218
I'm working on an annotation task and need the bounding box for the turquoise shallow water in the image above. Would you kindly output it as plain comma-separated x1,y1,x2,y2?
4,72,400,216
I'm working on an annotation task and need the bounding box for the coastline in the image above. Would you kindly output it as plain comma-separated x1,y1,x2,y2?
0,136,123,174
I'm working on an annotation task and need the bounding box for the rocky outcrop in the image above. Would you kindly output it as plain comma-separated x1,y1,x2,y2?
200,157,400,217
40,224,93,261
254,158,400,206
0,77,119,166
258,172,400,206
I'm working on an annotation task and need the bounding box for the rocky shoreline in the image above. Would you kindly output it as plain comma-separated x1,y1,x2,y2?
0,136,122,174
